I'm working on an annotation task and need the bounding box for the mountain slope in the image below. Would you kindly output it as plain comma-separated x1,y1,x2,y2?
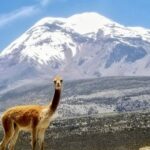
0,12,150,84
1,77,150,117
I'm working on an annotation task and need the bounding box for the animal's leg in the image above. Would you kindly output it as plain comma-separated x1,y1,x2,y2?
38,129,46,150
0,118,14,150
31,128,37,150
8,124,19,150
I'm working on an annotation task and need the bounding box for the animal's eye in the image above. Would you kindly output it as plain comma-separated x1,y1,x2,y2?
60,80,63,83
54,80,56,84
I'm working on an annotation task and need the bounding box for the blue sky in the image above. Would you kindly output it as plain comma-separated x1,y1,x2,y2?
0,0,150,51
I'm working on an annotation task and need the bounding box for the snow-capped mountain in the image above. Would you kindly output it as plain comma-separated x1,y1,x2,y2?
1,12,150,85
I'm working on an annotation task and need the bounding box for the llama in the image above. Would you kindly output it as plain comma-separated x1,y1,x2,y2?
0,76,63,150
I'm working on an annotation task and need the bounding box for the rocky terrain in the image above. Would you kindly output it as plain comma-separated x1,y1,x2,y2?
0,77,150,149
0,111,150,150
1,77,150,118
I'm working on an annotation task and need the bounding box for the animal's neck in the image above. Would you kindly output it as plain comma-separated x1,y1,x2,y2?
50,88,61,113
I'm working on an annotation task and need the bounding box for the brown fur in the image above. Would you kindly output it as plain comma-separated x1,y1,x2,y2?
0,76,63,150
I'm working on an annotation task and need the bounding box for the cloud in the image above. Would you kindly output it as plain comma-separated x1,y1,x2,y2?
39,0,67,7
0,0,67,28
0,6,39,28
40,0,52,6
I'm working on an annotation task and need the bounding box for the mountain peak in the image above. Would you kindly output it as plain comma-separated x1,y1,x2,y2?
68,12,113,23
65,12,117,34
32,12,118,35
0,12,150,80
34,17,66,27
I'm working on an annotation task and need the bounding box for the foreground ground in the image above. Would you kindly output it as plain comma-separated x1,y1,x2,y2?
0,111,150,150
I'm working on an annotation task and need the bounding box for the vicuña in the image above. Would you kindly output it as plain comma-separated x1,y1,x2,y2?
0,76,63,150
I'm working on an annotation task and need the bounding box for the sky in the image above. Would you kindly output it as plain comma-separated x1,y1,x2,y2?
0,0,150,51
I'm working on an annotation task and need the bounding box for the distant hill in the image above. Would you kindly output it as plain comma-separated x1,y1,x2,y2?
0,77,150,117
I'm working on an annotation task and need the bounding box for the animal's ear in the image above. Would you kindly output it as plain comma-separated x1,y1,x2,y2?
53,76,57,82
53,80,57,84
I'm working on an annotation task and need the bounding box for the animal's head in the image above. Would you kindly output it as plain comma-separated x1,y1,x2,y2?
53,76,63,90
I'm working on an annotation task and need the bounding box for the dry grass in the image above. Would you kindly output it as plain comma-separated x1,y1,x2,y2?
139,147,150,150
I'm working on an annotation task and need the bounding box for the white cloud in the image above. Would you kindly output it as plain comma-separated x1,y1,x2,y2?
0,0,67,28
0,6,39,28
40,0,52,6
39,0,67,7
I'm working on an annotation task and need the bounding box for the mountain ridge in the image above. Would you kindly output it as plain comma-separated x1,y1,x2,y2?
0,12,150,84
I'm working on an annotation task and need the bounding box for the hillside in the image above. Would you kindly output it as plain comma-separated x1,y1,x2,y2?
1,76,150,120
